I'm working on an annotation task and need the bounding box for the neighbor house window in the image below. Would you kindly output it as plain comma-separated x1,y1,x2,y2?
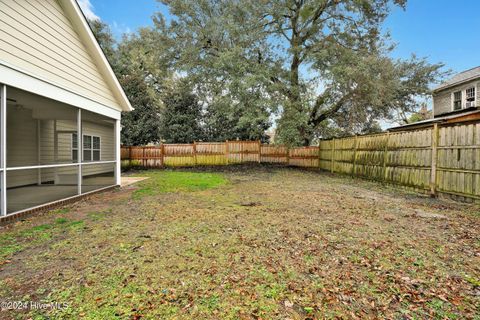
80,135,101,162
453,91,462,110
72,133,78,162
466,87,476,107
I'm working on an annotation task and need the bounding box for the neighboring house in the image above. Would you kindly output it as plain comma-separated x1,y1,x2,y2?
0,0,132,217
433,66,480,117
389,67,480,132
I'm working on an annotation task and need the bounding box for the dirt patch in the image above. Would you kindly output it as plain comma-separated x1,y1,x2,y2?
0,166,478,319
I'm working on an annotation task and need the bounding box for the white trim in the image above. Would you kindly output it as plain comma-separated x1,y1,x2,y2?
465,86,476,108
0,62,121,120
1,85,6,216
80,161,116,166
115,119,121,185
452,90,462,112
77,109,82,195
5,161,116,171
82,134,101,162
59,0,133,112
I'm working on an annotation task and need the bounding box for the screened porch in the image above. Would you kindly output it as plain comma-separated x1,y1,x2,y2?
0,85,120,216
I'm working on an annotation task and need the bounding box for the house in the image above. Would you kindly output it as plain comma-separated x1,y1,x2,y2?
433,66,479,117
0,0,132,217
389,66,480,131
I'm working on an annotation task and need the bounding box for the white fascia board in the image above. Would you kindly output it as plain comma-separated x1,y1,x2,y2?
60,0,133,112
0,62,121,120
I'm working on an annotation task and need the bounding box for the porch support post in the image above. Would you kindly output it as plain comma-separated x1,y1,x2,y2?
37,119,41,185
77,109,82,195
115,119,121,186
53,120,58,183
0,84,6,216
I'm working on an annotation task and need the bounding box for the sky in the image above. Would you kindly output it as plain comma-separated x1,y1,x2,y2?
81,0,480,75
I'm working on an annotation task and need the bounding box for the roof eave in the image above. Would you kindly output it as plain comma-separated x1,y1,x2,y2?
433,76,480,94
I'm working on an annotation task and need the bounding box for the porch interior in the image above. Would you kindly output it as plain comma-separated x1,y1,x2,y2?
3,86,117,214
6,175,115,213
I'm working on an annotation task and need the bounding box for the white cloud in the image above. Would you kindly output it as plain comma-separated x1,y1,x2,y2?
111,21,132,36
77,0,100,21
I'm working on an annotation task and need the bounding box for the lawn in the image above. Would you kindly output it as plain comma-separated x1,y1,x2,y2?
0,166,479,319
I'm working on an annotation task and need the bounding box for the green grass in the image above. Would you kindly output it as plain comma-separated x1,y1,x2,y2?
0,218,84,262
0,167,478,319
133,171,228,199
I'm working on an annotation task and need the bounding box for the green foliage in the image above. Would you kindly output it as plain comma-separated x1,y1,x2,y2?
89,2,447,146
156,0,446,145
202,95,271,142
160,82,203,143
133,171,228,199
119,72,163,145
89,20,164,146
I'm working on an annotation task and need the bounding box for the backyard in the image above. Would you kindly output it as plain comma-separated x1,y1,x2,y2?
0,165,479,319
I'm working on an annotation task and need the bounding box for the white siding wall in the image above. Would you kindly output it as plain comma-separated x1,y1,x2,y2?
0,0,122,111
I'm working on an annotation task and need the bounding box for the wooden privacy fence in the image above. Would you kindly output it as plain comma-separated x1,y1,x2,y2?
122,121,480,201
121,141,319,168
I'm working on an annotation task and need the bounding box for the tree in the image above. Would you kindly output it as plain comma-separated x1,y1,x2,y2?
160,81,203,143
88,19,116,65
89,20,164,145
120,72,163,145
407,103,432,124
156,0,446,145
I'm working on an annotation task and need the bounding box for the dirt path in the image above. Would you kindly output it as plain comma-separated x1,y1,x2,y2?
0,166,478,319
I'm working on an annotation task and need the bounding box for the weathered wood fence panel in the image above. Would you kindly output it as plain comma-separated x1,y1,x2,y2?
121,121,480,201
387,129,432,190
227,141,260,163
289,146,319,167
195,142,227,165
260,145,288,163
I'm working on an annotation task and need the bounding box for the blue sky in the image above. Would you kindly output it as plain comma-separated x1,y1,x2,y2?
82,0,479,74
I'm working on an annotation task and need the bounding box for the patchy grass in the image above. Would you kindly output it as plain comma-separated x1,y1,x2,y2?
132,171,228,199
0,166,478,319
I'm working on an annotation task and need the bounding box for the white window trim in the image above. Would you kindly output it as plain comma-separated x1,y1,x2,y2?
82,134,101,162
465,86,476,108
452,90,462,111
72,133,78,162
451,85,477,111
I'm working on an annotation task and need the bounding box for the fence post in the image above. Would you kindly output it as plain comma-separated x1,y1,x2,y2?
430,124,439,197
258,140,261,163
142,146,146,167
331,139,336,173
318,142,321,169
286,146,290,166
352,135,358,176
383,132,390,181
129,146,132,167
193,142,197,166
160,143,165,167
225,140,229,164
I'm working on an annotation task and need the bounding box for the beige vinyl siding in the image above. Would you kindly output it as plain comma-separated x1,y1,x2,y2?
0,0,122,110
6,108,38,188
6,109,115,188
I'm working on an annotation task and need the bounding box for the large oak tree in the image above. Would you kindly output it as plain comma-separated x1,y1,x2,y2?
156,0,445,145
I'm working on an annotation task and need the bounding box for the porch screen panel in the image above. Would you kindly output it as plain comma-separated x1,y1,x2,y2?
81,162,115,193
81,110,115,162
6,87,78,167
6,167,78,214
